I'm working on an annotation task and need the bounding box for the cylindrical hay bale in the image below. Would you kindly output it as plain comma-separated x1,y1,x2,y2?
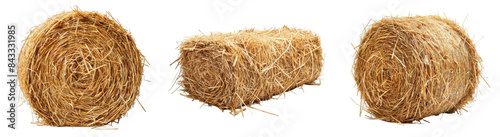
18,9,144,126
176,26,323,115
353,15,481,123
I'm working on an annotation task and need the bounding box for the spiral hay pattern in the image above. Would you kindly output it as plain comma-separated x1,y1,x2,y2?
18,9,144,126
175,26,323,115
353,15,481,123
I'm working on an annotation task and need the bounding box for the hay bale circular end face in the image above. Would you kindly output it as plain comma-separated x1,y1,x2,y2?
177,26,323,115
18,9,144,126
353,15,481,123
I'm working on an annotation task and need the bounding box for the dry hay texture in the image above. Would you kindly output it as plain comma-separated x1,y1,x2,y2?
18,9,144,126
353,15,481,123
175,26,323,115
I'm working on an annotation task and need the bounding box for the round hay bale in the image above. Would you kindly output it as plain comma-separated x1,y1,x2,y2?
176,26,323,115
18,9,144,126
353,15,481,123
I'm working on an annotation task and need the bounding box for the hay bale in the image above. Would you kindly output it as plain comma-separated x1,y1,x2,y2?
175,26,322,115
353,15,481,123
18,8,144,126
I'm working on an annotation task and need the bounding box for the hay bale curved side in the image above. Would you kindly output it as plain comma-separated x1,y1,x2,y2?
18,9,144,127
353,15,481,123
176,26,323,115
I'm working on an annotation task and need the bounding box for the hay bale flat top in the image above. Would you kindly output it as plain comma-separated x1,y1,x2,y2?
177,26,323,115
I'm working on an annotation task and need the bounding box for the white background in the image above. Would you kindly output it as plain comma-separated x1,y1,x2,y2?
1,0,499,137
